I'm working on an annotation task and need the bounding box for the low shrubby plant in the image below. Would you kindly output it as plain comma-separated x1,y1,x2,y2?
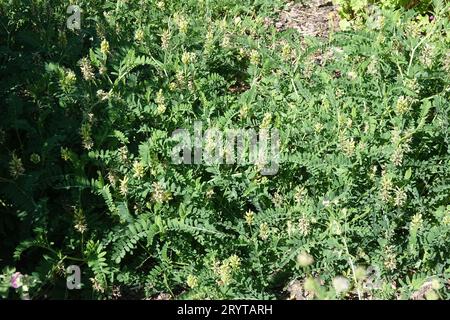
0,0,449,299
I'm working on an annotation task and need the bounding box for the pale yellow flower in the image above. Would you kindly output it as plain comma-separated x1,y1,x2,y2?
245,210,255,225
294,186,307,205
394,187,407,207
260,112,272,129
100,39,110,55
120,176,129,196
249,49,260,66
227,255,241,270
410,213,423,231
187,274,198,289
298,217,310,237
384,245,397,271
259,222,270,240
161,29,171,50
132,161,145,179
151,182,172,203
134,29,145,42
79,57,94,80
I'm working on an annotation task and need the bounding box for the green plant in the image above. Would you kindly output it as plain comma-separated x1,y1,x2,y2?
0,0,449,300
334,0,438,29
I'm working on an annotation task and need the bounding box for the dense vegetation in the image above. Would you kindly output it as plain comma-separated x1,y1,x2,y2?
0,0,449,300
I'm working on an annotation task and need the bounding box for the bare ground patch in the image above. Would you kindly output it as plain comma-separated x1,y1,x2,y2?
274,0,340,37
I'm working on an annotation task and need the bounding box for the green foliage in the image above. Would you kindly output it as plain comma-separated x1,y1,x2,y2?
0,0,449,300
334,0,439,29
